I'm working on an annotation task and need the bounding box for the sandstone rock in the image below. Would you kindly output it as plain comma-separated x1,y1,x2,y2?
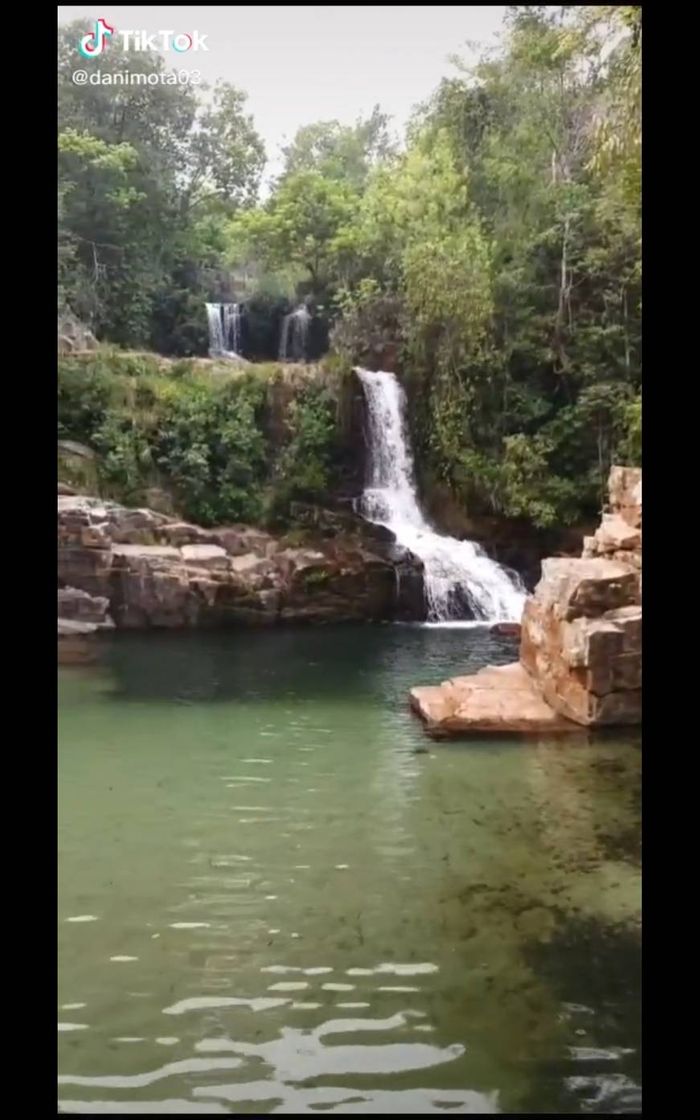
58,546,113,598
58,617,98,636
604,605,642,653
58,482,76,496
537,557,639,619
519,557,641,725
105,507,168,544
110,545,195,628
490,622,522,638
412,466,642,735
180,544,230,570
157,522,217,547
213,526,277,557
410,663,579,737
58,494,414,629
58,586,113,628
112,544,181,562
609,466,642,528
230,552,270,575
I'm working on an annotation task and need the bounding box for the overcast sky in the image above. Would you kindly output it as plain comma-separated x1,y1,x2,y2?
58,5,507,180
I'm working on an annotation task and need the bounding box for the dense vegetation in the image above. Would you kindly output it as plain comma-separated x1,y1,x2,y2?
58,6,641,532
58,353,353,526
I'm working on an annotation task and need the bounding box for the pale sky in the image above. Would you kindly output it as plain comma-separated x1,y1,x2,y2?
58,5,507,180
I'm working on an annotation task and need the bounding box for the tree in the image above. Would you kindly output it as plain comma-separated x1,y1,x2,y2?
58,21,266,351
228,171,359,290
280,106,393,188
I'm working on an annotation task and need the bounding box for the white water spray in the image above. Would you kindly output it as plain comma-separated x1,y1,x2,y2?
356,368,526,624
206,302,243,358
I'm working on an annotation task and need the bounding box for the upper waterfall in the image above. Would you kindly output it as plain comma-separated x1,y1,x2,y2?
355,368,526,624
206,302,243,358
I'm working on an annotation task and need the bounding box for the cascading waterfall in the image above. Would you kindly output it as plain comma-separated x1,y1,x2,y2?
206,302,243,358
279,305,311,362
356,368,526,624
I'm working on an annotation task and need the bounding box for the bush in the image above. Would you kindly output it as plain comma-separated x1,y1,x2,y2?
57,352,347,527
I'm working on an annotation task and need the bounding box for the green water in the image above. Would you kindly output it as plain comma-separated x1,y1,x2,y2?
58,626,641,1114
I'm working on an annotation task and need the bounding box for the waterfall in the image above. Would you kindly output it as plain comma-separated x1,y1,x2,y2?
206,302,243,358
279,305,311,362
355,368,526,624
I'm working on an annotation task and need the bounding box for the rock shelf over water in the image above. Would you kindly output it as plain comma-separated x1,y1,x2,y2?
57,493,424,629
411,467,642,736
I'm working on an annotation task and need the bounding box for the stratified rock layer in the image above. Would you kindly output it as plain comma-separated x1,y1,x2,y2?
58,494,424,629
410,466,642,735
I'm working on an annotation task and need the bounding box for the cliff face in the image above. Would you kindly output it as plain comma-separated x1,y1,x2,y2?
410,467,642,737
57,493,424,643
520,467,640,726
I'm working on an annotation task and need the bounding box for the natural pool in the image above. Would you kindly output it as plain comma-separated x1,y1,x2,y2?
58,625,641,1114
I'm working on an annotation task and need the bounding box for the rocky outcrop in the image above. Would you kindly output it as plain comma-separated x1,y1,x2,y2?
58,586,114,628
58,587,114,664
411,466,642,736
410,663,580,737
58,494,424,629
58,312,99,354
519,560,641,726
582,466,641,595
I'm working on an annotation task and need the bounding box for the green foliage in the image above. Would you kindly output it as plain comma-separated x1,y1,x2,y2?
228,171,358,291
269,385,338,518
58,353,346,528
322,6,641,528
155,376,268,524
58,20,265,353
280,107,394,189
58,6,641,536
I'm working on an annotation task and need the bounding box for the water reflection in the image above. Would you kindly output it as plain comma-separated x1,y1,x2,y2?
59,627,640,1114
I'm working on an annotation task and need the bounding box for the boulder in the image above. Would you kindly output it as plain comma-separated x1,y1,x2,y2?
519,561,641,727
180,544,230,570
156,522,217,547
536,557,639,620
58,586,113,628
608,466,642,529
490,622,522,638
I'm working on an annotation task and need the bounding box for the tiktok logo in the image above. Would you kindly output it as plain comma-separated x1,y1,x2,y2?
78,18,115,58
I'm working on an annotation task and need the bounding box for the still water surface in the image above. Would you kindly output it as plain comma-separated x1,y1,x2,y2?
58,626,641,1114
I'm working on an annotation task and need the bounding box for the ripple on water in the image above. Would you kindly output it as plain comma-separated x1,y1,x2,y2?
189,1083,498,1113
162,996,290,1015
58,1102,229,1115
58,1058,243,1090
59,627,640,1112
